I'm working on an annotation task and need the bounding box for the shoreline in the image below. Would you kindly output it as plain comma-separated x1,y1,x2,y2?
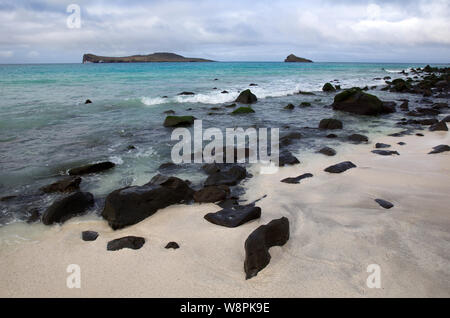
1,130,449,297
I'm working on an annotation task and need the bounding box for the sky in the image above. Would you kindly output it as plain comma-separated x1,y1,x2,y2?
0,0,449,63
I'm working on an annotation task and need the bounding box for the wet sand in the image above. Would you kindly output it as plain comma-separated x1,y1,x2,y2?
0,131,449,297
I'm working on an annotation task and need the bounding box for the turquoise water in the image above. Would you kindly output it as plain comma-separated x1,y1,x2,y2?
0,62,447,224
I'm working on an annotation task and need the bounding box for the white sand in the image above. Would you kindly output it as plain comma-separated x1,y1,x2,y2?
1,131,449,297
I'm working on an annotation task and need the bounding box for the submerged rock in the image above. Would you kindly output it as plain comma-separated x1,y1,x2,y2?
165,242,180,249
235,89,257,104
332,88,395,115
69,161,115,176
42,192,94,225
82,231,99,241
375,199,394,209
194,185,230,203
85,99,92,104
163,115,196,127
428,144,450,154
204,204,261,228
371,150,400,156
284,103,295,110
232,106,255,114
318,147,336,156
280,173,313,184
177,91,195,95
324,161,357,173
102,176,194,229
107,236,145,251
319,118,343,130
40,177,82,193
244,217,290,279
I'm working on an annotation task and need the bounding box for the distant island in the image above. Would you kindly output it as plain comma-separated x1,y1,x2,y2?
82,52,215,63
284,54,313,63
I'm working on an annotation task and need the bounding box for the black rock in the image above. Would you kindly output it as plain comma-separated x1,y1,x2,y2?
279,132,302,146
165,242,180,249
0,195,17,202
244,217,290,279
107,236,145,251
204,165,247,187
42,192,94,225
428,144,450,154
82,231,99,241
442,115,450,123
158,162,177,170
399,101,409,111
68,162,115,176
279,150,300,166
40,177,82,193
177,91,195,95
221,90,229,94
322,83,336,92
375,143,391,149
280,173,313,184
284,103,295,110
194,185,229,203
202,163,222,175
249,83,258,86
235,89,257,104
204,204,261,228
319,118,343,130
398,142,406,146
429,120,448,131
417,107,440,116
416,133,424,137
318,147,336,156
26,208,41,224
326,133,338,138
102,176,194,229
324,161,357,173
375,199,394,209
371,150,400,156
418,119,438,125
85,99,92,104
348,134,368,143
163,110,175,114
332,88,395,115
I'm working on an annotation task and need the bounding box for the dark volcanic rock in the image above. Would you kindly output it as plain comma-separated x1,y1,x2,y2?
42,192,94,225
204,204,261,228
429,120,448,131
280,132,302,146
419,119,439,125
102,176,194,229
322,83,336,92
26,208,41,224
194,185,230,203
371,150,400,156
165,242,180,249
318,147,336,156
82,231,99,241
326,133,338,138
235,89,257,104
202,163,222,175
324,161,357,173
40,177,82,193
284,103,295,110
280,173,313,184
163,115,196,127
177,91,195,95
348,134,369,143
416,133,424,137
319,118,343,130
399,101,409,111
442,115,450,123
428,144,450,154
375,199,394,209
332,88,394,115
69,161,115,176
163,110,175,114
375,143,391,149
417,107,440,116
398,142,406,146
244,217,290,279
279,150,300,166
85,99,92,104
107,236,145,251
204,165,247,187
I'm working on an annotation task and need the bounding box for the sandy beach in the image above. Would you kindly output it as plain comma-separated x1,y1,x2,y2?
1,130,449,298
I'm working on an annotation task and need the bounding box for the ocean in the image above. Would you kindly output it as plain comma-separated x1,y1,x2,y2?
0,61,447,226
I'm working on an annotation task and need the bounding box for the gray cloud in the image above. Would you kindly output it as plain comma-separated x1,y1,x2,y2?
0,0,449,63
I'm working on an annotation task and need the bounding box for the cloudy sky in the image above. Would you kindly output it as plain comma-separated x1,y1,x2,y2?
0,0,449,63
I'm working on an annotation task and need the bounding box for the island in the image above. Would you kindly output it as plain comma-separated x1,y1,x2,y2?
82,52,214,63
284,54,313,63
